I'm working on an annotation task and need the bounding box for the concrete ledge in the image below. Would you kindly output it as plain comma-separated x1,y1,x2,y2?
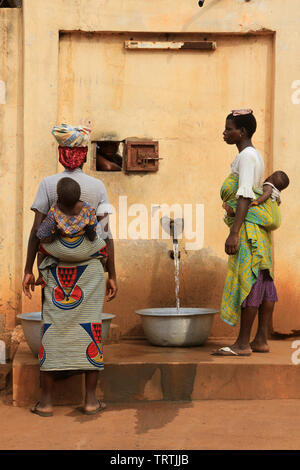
0,363,12,391
13,338,300,406
97,338,300,401
105,323,120,344
12,342,84,407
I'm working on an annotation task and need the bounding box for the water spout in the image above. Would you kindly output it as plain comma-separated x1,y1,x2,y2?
170,219,177,243
160,216,184,243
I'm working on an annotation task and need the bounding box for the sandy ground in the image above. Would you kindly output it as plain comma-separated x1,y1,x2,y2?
1,392,300,451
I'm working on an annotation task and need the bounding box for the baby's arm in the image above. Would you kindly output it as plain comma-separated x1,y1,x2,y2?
36,251,46,285
84,207,98,241
36,210,58,242
85,225,97,241
249,184,273,207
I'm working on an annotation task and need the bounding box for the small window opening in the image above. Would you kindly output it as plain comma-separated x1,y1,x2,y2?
0,0,22,7
94,140,123,172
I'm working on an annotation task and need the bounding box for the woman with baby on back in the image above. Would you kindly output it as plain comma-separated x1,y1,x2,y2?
23,124,117,417
213,109,289,357
36,176,108,283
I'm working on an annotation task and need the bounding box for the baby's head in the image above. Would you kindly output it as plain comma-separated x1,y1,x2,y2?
57,177,81,207
267,171,290,191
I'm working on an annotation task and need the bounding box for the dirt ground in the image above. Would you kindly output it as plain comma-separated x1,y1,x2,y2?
1,392,300,451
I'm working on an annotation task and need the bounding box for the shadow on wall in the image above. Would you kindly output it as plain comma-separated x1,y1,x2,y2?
97,363,201,405
273,269,300,335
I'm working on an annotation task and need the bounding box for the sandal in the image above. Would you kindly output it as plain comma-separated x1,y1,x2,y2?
82,400,107,415
30,401,53,417
211,346,252,357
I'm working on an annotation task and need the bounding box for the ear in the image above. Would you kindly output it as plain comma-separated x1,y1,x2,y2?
240,127,247,137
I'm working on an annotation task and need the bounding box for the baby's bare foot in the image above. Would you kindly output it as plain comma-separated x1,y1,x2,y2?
35,275,44,286
223,203,235,217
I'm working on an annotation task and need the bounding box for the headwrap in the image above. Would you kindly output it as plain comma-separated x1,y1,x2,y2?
58,145,88,170
52,124,91,147
52,123,91,170
231,109,253,116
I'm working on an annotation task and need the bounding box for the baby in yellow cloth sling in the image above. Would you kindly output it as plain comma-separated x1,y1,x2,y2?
223,170,289,217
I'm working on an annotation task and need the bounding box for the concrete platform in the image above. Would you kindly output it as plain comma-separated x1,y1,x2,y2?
0,363,11,391
13,342,85,407
12,337,300,406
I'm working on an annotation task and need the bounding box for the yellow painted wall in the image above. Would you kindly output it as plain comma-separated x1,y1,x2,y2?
57,31,274,338
1,0,300,346
0,8,23,346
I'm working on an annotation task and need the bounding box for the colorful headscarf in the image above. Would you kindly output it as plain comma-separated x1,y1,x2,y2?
52,124,91,148
52,124,91,169
58,146,88,170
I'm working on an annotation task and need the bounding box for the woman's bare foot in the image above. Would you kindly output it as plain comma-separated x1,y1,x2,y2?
84,397,101,413
83,398,106,415
228,342,252,355
35,274,44,286
250,340,270,353
31,400,53,417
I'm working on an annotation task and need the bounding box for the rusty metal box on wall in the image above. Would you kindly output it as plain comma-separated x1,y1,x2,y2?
123,140,159,172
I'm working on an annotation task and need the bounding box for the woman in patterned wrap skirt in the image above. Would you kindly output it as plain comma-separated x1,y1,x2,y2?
32,234,108,416
212,110,281,357
23,127,117,417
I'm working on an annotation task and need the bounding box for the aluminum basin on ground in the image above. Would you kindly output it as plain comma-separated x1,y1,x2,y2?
136,308,219,347
17,312,116,357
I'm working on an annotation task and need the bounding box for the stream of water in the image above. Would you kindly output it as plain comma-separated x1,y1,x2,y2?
173,241,180,314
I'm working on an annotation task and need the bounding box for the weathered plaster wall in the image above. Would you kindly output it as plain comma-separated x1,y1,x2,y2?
20,0,300,337
56,30,274,338
0,8,23,347
1,0,299,343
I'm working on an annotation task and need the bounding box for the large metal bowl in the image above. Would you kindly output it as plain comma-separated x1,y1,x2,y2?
17,312,116,358
136,308,218,347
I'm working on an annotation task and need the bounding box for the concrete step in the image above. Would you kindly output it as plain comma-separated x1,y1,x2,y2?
12,338,300,406
12,342,84,407
0,363,11,392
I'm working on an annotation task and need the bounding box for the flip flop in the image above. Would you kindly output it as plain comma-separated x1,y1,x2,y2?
30,401,53,417
82,400,107,415
211,346,252,357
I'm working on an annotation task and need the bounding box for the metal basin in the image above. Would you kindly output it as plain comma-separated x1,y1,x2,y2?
17,312,116,358
136,308,218,347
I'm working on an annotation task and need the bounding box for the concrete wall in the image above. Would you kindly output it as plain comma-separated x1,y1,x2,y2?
57,30,274,338
1,0,300,345
0,8,23,348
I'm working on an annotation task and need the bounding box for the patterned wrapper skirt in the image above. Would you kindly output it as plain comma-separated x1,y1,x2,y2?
38,235,107,371
219,173,281,327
